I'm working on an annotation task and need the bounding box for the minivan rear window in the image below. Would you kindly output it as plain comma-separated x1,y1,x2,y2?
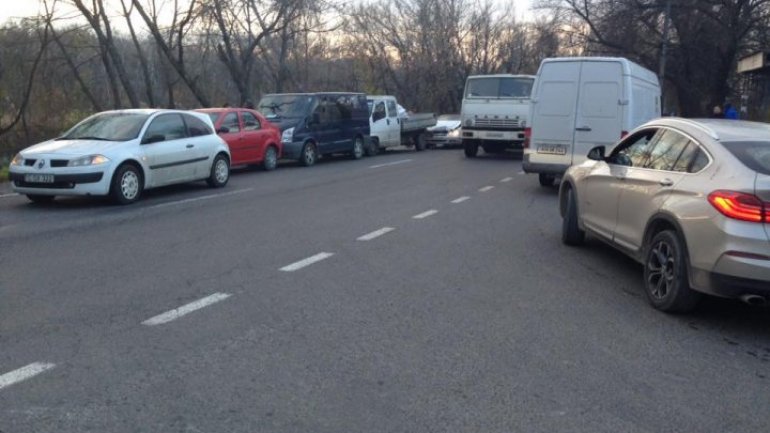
721,141,770,175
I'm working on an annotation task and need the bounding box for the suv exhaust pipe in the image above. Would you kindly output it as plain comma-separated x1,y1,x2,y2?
739,294,767,306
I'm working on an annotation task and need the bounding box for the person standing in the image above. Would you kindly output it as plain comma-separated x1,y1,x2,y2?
711,105,723,118
724,103,739,119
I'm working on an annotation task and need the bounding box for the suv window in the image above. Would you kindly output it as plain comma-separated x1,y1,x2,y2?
612,129,658,167
242,112,261,131
671,141,708,173
144,114,187,142
721,141,770,175
645,129,691,171
222,112,240,133
183,114,213,137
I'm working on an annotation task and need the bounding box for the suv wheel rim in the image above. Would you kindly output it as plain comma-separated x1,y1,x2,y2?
266,148,276,168
647,240,675,299
121,171,139,200
355,140,363,157
305,145,314,164
215,158,228,183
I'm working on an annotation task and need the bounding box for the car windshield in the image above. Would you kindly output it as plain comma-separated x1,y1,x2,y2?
721,140,770,175
257,95,312,119
465,77,533,99
59,112,149,141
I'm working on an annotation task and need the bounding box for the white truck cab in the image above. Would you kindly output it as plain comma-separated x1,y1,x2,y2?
523,57,661,186
367,95,436,153
460,74,535,157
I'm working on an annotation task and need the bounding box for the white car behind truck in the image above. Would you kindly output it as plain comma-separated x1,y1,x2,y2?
523,57,661,186
367,95,436,154
460,74,535,158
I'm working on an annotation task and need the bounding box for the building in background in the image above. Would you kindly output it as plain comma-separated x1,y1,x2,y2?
737,51,770,122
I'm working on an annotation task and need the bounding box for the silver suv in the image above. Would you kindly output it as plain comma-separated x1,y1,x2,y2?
559,118,770,312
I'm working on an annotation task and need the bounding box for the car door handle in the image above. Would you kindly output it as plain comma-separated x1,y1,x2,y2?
659,178,674,187
186,144,194,149
575,126,592,132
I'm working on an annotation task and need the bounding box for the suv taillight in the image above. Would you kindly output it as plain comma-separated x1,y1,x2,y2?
523,127,531,149
708,190,770,223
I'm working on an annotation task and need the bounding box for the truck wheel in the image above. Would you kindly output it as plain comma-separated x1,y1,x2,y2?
464,141,479,158
365,138,379,156
415,133,427,151
539,173,556,187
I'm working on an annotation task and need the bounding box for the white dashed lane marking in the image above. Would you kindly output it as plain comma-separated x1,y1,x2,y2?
280,252,335,272
369,159,413,169
451,196,470,204
142,293,232,326
500,177,513,183
148,188,253,209
412,210,438,219
0,193,19,199
479,186,494,192
357,227,395,241
0,362,56,391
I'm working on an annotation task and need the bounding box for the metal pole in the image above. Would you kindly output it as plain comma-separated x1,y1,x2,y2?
659,0,672,114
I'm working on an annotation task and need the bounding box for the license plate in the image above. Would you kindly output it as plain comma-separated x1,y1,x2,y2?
24,173,55,183
486,132,504,138
537,144,567,155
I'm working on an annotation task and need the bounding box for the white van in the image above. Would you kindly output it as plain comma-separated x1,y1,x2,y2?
523,57,660,186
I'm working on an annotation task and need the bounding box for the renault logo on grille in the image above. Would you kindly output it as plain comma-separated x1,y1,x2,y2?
37,159,45,169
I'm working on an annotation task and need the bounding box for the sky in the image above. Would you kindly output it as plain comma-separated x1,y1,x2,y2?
0,0,536,25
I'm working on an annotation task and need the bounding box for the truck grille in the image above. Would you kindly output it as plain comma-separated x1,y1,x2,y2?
474,118,520,128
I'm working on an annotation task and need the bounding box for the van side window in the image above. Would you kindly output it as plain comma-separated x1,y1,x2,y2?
644,130,690,171
612,129,659,167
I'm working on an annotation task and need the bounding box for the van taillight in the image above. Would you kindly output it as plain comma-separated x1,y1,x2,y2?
708,190,770,223
524,127,531,149
621,131,629,139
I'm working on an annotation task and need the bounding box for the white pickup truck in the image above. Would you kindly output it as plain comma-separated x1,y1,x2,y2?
367,95,436,154
460,74,535,157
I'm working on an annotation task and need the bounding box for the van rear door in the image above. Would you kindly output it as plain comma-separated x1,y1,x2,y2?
530,61,580,166
573,61,624,166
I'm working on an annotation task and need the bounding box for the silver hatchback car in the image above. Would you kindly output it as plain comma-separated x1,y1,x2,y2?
559,118,770,312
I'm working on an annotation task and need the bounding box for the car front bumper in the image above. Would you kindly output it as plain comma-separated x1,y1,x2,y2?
10,165,112,196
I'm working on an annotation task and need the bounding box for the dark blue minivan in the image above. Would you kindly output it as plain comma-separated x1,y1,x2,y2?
256,92,371,166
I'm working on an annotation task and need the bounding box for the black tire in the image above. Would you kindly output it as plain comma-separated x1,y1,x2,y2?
463,141,479,158
206,153,230,188
539,173,556,187
263,146,278,171
300,142,317,167
415,133,427,151
643,230,701,313
110,163,143,205
351,136,364,159
561,187,585,246
26,194,55,204
365,138,379,156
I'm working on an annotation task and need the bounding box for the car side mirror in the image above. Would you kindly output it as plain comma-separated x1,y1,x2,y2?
587,145,606,161
216,126,230,134
142,134,165,144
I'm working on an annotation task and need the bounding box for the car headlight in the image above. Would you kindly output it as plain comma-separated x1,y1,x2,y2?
281,127,294,144
10,153,23,166
447,129,460,137
67,155,110,167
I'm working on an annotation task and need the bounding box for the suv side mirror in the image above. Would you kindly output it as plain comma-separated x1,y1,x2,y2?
587,145,606,161
216,126,230,134
142,134,165,144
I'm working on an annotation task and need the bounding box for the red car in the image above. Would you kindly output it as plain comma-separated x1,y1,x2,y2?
196,108,282,170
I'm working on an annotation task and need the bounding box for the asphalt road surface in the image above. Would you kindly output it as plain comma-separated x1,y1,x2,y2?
1,149,769,433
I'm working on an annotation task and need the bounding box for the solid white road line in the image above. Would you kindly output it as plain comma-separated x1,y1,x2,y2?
451,196,470,204
500,177,513,183
148,188,253,210
280,252,334,272
0,193,19,199
142,292,232,326
357,227,395,241
412,209,438,219
518,171,526,175
0,362,56,391
369,159,413,169
479,186,495,192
